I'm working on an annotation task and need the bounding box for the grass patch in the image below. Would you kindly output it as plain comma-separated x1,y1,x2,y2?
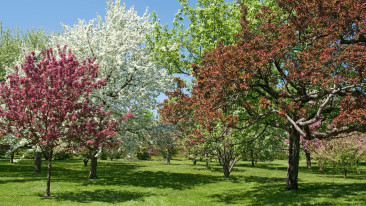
0,158,365,205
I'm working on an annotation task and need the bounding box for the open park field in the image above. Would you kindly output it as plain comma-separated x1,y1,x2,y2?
0,158,365,205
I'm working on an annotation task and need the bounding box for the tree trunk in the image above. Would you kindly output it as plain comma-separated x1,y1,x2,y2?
318,161,323,172
34,152,42,174
344,168,347,178
193,159,196,165
166,148,170,165
10,151,14,163
250,150,255,167
205,153,209,169
45,149,53,197
223,164,230,178
305,150,311,169
83,158,89,167
286,127,300,190
89,150,98,179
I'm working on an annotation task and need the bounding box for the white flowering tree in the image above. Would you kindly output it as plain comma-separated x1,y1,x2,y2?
51,0,173,178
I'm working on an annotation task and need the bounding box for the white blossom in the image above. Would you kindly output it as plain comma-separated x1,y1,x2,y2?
51,0,173,120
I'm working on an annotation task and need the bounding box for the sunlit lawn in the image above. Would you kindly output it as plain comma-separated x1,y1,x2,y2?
0,157,365,205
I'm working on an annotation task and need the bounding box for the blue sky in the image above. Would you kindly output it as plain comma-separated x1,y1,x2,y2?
0,0,184,32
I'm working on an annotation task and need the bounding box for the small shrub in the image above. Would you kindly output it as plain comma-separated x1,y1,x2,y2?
53,150,73,160
136,151,150,160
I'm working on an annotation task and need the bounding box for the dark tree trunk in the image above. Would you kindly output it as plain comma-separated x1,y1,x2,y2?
217,151,239,178
223,164,230,178
166,148,170,165
305,149,311,169
83,158,89,167
193,159,196,165
286,127,300,190
344,168,347,178
205,152,209,169
89,151,98,179
34,152,42,174
45,149,53,197
10,152,14,163
250,150,255,167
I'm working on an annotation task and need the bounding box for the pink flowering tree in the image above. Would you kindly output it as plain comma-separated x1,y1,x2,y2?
0,47,116,197
300,136,312,169
71,107,133,178
300,121,322,169
308,133,366,177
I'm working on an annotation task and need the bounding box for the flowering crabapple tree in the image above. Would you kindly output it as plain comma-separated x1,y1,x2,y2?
52,0,172,123
189,0,365,190
51,0,173,177
1,25,50,168
71,108,132,178
0,47,116,197
305,138,329,172
307,133,366,178
143,123,180,165
159,78,268,177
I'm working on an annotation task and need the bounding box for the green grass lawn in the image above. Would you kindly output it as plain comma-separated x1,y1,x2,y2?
0,157,365,205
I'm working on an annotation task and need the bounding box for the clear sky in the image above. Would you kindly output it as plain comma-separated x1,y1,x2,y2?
0,0,183,32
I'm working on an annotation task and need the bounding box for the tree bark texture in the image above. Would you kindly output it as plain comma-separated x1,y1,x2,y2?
34,152,42,174
205,152,209,169
89,150,98,179
166,148,170,165
83,158,89,167
286,127,300,190
223,164,230,178
10,152,14,163
250,150,255,167
45,149,53,197
305,150,311,169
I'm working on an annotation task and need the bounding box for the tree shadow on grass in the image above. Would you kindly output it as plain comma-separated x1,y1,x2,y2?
209,179,366,205
86,170,222,190
53,189,150,204
0,159,221,190
237,161,366,180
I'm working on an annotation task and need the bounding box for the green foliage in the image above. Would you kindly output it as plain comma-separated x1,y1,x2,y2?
0,22,50,81
147,0,241,75
147,0,278,75
99,152,108,161
53,151,73,161
308,133,366,176
136,151,150,160
0,22,21,80
161,147,179,159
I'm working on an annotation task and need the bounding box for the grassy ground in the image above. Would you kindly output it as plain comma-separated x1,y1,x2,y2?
0,157,365,205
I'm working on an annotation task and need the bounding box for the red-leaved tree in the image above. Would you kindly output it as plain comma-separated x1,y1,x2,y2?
187,0,365,190
0,46,117,197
